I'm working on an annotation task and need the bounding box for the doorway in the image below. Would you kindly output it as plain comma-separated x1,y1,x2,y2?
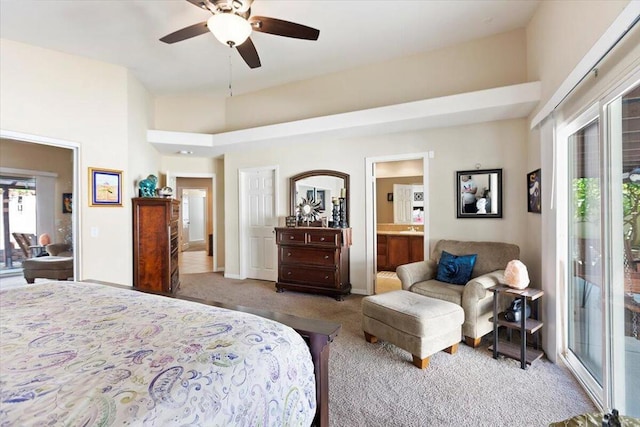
0,130,79,282
365,153,431,295
180,188,207,252
169,173,216,273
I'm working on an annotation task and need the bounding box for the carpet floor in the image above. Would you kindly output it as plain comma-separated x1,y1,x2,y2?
177,272,596,427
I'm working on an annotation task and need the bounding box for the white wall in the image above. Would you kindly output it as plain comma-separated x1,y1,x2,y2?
0,39,156,285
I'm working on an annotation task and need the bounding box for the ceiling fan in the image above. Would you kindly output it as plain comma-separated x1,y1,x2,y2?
160,0,320,69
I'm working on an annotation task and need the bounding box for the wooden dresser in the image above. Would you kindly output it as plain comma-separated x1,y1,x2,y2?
132,197,180,294
275,227,352,300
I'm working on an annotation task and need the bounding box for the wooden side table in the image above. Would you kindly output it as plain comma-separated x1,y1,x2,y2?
489,284,544,369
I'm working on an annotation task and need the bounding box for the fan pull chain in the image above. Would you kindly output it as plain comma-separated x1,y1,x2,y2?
228,51,233,97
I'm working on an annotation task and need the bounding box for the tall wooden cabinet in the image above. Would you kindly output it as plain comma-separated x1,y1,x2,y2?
275,227,351,300
132,197,180,294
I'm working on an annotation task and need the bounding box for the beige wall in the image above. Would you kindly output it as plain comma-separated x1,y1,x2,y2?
526,0,629,118
153,29,528,133
224,118,528,293
155,92,227,134
0,138,73,243
0,39,155,285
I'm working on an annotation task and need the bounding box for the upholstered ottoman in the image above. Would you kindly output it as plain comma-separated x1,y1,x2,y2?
362,290,464,369
22,256,73,284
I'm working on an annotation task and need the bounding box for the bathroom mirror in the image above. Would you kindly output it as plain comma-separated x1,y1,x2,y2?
290,170,350,226
456,168,502,218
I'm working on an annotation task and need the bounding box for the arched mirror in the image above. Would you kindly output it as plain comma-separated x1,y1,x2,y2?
290,170,350,227
456,168,502,218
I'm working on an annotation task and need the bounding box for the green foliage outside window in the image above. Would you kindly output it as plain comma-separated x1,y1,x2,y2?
573,177,640,243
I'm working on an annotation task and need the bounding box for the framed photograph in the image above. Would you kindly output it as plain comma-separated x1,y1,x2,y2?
527,169,541,214
62,193,72,213
286,216,297,227
89,167,122,207
316,190,326,211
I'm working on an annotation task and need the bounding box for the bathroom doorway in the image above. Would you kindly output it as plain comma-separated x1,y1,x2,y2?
365,152,431,295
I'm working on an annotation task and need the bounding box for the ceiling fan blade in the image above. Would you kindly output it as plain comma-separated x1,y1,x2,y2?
249,16,319,40
236,37,261,68
160,22,209,44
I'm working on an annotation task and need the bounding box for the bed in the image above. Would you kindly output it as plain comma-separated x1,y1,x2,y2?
0,281,317,426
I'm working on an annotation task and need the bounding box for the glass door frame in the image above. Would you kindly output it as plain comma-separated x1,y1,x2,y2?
556,71,640,414
557,102,605,407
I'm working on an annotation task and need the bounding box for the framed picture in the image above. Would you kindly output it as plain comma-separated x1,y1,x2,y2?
316,190,326,211
89,167,122,207
62,193,72,213
527,169,541,214
306,189,315,201
286,216,297,227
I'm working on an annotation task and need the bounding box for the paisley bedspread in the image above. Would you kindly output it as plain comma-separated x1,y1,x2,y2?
0,281,316,426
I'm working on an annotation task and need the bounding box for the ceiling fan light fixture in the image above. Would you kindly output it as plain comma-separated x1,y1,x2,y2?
207,13,252,47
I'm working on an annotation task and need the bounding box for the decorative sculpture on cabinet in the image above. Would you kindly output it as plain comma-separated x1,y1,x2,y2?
139,175,158,197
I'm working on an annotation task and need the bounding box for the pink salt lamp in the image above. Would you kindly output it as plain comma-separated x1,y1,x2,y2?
504,260,529,289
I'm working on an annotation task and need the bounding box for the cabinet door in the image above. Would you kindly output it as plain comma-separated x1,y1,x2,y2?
387,235,410,270
377,234,388,270
409,235,424,263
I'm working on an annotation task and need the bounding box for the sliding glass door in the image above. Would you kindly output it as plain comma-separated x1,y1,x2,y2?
567,117,604,388
562,78,639,417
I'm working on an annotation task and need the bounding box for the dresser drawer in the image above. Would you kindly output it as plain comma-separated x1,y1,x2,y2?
307,231,341,247
171,200,180,221
279,246,337,266
279,265,338,287
278,230,306,245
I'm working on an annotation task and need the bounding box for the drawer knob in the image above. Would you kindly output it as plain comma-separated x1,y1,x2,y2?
324,276,329,279
289,236,294,240
287,271,292,275
287,252,291,257
324,255,329,259
320,237,325,241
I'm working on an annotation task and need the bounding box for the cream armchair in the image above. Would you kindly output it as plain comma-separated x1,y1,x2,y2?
396,239,520,347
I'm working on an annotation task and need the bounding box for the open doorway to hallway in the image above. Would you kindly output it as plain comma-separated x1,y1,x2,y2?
170,175,216,273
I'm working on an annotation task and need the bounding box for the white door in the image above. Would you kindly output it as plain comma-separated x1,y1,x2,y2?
242,168,277,281
393,184,413,224
188,189,206,245
181,189,190,251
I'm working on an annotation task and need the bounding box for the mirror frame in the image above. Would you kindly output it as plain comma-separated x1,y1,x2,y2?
290,169,350,226
456,168,503,219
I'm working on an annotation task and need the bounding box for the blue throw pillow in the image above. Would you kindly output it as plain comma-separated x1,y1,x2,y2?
436,250,477,285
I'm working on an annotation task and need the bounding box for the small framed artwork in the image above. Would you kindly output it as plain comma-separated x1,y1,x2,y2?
316,190,326,211
89,167,122,207
286,216,297,227
527,169,541,214
62,193,72,213
306,189,315,201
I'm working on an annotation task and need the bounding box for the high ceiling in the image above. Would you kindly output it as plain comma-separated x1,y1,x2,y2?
0,0,540,97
